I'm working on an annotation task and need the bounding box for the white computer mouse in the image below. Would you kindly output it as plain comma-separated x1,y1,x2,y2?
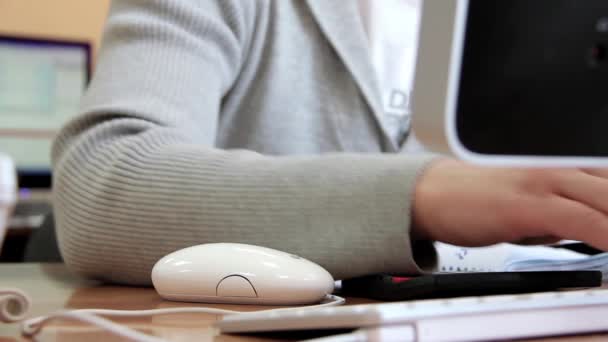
151,243,335,305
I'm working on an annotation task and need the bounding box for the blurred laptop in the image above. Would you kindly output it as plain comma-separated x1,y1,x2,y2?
0,35,91,229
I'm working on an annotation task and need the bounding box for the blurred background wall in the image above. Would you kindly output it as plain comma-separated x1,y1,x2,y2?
0,0,110,56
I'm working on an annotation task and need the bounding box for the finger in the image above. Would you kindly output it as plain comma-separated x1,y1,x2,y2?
554,170,608,215
581,168,608,180
537,196,608,251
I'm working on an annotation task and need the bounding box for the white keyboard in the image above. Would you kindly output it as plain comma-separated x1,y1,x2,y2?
217,289,608,342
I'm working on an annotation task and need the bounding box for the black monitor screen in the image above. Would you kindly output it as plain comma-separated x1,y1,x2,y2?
456,0,608,156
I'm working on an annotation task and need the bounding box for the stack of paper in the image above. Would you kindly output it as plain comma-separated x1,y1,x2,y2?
435,242,608,281
505,253,608,279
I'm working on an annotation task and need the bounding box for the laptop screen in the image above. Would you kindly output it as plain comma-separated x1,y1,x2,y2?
0,35,91,189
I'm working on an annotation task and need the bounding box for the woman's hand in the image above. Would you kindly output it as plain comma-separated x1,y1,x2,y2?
413,159,608,250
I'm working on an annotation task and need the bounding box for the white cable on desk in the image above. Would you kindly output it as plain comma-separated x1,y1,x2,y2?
20,294,345,342
22,311,166,342
0,288,31,323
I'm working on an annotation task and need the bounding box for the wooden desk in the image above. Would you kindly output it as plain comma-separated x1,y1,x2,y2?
0,263,607,342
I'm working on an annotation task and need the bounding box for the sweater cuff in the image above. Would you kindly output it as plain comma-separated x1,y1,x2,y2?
372,153,440,277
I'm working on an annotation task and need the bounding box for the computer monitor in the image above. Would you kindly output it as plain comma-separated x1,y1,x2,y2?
0,35,91,189
412,0,608,166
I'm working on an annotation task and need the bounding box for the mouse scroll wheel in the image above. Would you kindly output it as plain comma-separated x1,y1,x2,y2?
216,275,258,298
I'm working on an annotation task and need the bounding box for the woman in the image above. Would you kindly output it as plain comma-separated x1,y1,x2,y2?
53,0,608,284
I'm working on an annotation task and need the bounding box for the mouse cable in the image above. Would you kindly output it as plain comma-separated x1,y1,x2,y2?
20,294,345,342
0,288,31,323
